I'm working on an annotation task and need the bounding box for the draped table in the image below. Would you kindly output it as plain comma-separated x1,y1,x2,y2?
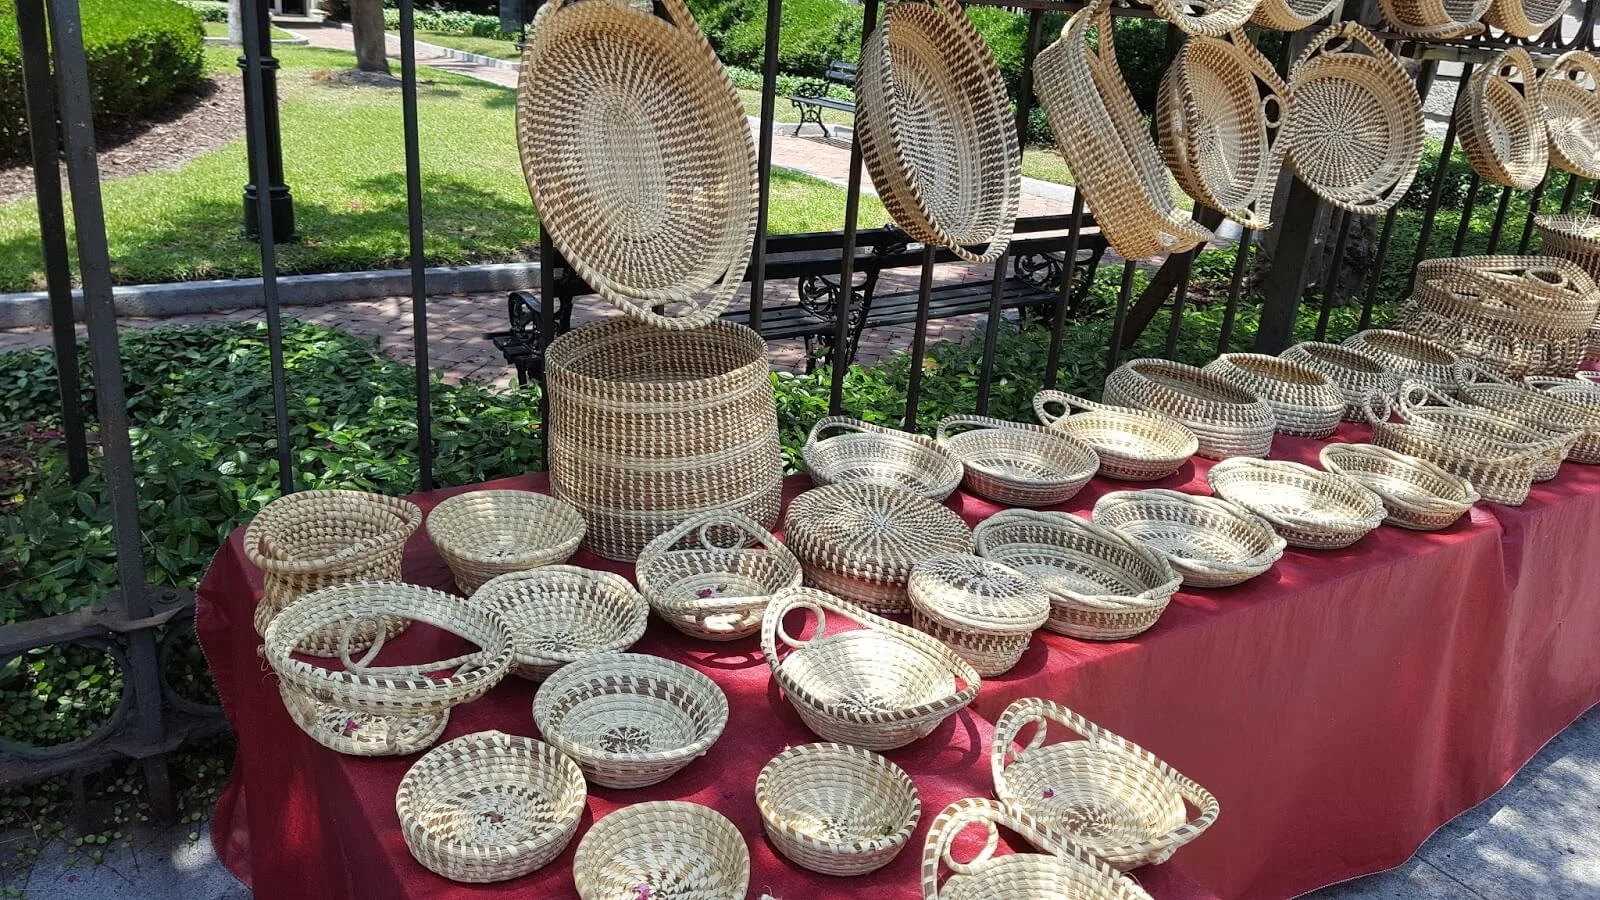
197,423,1600,899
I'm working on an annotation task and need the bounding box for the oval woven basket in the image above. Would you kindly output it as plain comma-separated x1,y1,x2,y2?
1036,1,1214,259
1281,341,1401,421
1534,214,1600,284
1392,381,1577,481
244,489,422,655
573,801,749,900
278,681,449,757
1158,32,1290,231
1203,352,1346,438
761,587,981,750
1283,23,1423,215
396,731,586,883
1454,361,1600,464
533,652,728,789
908,553,1050,677
1318,443,1478,531
636,510,801,642
755,742,921,876
1250,0,1340,30
973,509,1181,641
804,416,964,500
935,415,1100,507
1149,0,1261,37
264,581,514,720
1539,53,1600,180
425,490,585,595
546,319,782,562
1456,48,1548,191
1103,358,1278,460
1207,457,1386,550
782,483,973,615
1342,329,1460,391
517,0,755,329
857,0,1019,263
990,698,1219,871
1033,390,1198,481
1378,0,1490,36
473,565,649,682
1485,0,1568,40
1091,489,1286,588
921,798,1155,900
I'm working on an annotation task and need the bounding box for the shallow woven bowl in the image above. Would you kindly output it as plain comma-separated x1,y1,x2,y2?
1203,352,1345,439
908,553,1050,677
425,490,585,595
1457,48,1548,191
1455,370,1600,465
762,587,980,751
1034,390,1198,481
1393,382,1576,481
396,731,586,883
973,509,1181,641
1250,0,1340,29
533,652,728,789
1091,489,1286,588
990,698,1219,871
1377,0,1490,40
1487,0,1570,38
573,801,749,900
278,681,449,758
1342,329,1459,391
936,415,1100,507
636,510,801,641
1282,341,1403,421
755,742,921,876
1540,54,1600,180
1207,457,1387,550
473,566,649,682
1319,443,1478,531
1103,358,1277,460
1365,387,1557,506
803,416,964,500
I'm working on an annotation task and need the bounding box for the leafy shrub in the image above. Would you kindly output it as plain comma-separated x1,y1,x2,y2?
177,0,229,22
0,0,206,164
382,7,512,38
721,0,860,78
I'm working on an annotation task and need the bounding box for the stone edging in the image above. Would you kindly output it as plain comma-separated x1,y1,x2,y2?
334,22,521,71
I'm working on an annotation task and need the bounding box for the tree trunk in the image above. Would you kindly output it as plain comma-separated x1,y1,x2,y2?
226,0,244,45
350,0,390,75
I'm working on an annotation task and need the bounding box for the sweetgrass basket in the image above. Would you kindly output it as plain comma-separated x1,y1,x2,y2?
473,565,649,682
517,0,756,329
803,416,964,500
1033,390,1198,481
1377,0,1490,36
1539,53,1600,180
425,490,585,595
935,415,1100,507
1453,361,1600,464
974,509,1181,641
1485,0,1569,37
990,698,1219,871
762,587,980,750
1206,457,1387,550
278,681,449,757
1103,358,1277,460
755,742,921,876
396,731,586,883
857,0,1019,263
1456,48,1548,191
1281,341,1402,421
635,509,801,641
1391,380,1577,481
1534,214,1600,284
1318,443,1478,531
908,553,1050,677
1091,489,1286,588
1342,329,1459,391
573,801,749,900
1250,0,1340,30
1203,352,1345,438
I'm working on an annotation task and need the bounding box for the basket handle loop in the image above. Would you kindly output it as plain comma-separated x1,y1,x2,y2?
806,415,890,448
1291,21,1386,81
339,616,389,672
1547,50,1600,93
991,698,1103,797
936,414,1022,445
921,799,1101,900
764,587,831,653
1033,389,1102,425
640,510,787,563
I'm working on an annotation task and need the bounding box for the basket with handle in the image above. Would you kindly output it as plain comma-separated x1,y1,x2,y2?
1103,358,1278,460
1392,379,1579,481
1534,214,1600,284
908,553,1050,677
1249,0,1340,30
1377,0,1490,37
573,801,749,900
516,0,756,329
1091,489,1286,588
635,509,802,642
1539,53,1600,180
935,414,1100,507
1203,352,1345,438
1342,329,1459,391
277,681,449,758
1033,390,1198,481
756,742,921,876
856,0,1019,263
1456,47,1548,191
1453,360,1600,464
1149,0,1262,37
1281,341,1402,421
1318,443,1479,531
990,698,1219,870
804,416,964,500
424,489,586,595
1206,457,1387,550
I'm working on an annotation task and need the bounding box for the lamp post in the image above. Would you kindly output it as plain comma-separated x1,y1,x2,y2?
239,0,295,242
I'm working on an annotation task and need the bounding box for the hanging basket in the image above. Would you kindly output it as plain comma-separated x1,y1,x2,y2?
1283,23,1423,215
803,416,964,501
1318,443,1478,531
1485,0,1568,39
1342,329,1459,391
635,510,801,642
1206,457,1387,550
1534,214,1600,284
755,742,921,876
1281,341,1402,421
1203,352,1346,438
935,415,1100,508
1149,0,1262,37
856,0,1019,262
1035,0,1214,259
425,490,585,595
1378,0,1490,37
1539,53,1600,180
908,553,1050,677
1456,48,1548,191
1103,358,1277,460
517,0,756,329
573,802,749,900
473,565,649,682
1033,390,1198,481
1091,489,1286,588
1250,0,1340,31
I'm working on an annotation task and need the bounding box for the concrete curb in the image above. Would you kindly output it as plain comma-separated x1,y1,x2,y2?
0,262,540,329
337,22,521,71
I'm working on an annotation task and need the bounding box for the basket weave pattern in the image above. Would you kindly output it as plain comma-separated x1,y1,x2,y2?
425,490,585,595
1104,358,1277,460
1091,489,1286,588
1456,48,1548,191
1204,352,1345,438
1206,457,1387,550
804,416,964,500
1342,329,1459,391
1534,214,1600,285
636,510,801,641
755,742,921,876
1539,53,1600,180
573,801,749,900
908,553,1049,676
936,414,1100,507
1281,342,1401,422
474,565,649,682
1318,443,1478,531
1034,390,1198,481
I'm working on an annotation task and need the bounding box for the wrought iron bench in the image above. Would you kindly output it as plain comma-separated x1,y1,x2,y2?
790,60,857,138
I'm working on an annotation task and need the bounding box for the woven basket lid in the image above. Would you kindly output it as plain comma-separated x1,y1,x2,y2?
1456,48,1549,191
909,553,1049,635
1540,53,1600,180
782,483,972,581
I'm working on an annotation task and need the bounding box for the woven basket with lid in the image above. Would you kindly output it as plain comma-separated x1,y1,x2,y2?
1456,48,1548,191
573,801,749,900
1342,329,1459,391
1091,489,1285,588
1203,352,1345,438
1534,214,1600,284
1539,53,1600,180
425,490,585,595
1281,341,1401,421
1103,358,1277,459
908,553,1049,676
473,565,649,682
804,416,964,500
935,415,1100,507
1033,390,1198,481
636,509,801,641
1318,443,1478,531
756,742,921,876
1207,457,1387,550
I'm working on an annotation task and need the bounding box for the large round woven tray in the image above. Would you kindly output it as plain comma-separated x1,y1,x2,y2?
908,553,1050,676
1283,23,1423,215
1091,489,1285,588
244,489,422,655
573,801,749,900
278,682,449,757
1203,352,1345,438
1035,1,1214,259
857,0,1018,263
1103,358,1277,460
545,318,781,562
762,587,980,750
1378,0,1490,37
1456,48,1548,191
973,509,1181,641
635,509,801,642
425,490,585,595
781,483,973,615
935,415,1100,507
1318,443,1478,531
1206,457,1386,549
1033,390,1198,481
755,742,921,876
1539,53,1600,180
990,698,1219,871
396,731,586,883
1393,381,1577,481
803,416,964,500
1250,0,1340,30
534,652,728,789
1486,0,1568,40
1534,214,1600,284
516,0,755,329
473,565,649,682
1454,362,1600,464
1282,341,1401,421
921,798,1154,900
1342,329,1459,391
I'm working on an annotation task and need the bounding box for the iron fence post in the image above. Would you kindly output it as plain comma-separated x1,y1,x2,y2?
239,0,296,242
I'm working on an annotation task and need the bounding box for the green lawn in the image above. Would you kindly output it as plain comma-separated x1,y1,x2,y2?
1020,148,1073,187
412,30,521,60
202,21,295,40
738,88,856,127
0,45,885,292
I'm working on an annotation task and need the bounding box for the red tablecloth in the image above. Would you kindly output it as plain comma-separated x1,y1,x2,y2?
198,423,1600,900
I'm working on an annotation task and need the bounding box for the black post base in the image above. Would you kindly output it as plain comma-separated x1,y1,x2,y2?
243,184,296,243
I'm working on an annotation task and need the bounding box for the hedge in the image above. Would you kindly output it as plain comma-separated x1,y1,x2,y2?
0,0,206,164
176,0,229,23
